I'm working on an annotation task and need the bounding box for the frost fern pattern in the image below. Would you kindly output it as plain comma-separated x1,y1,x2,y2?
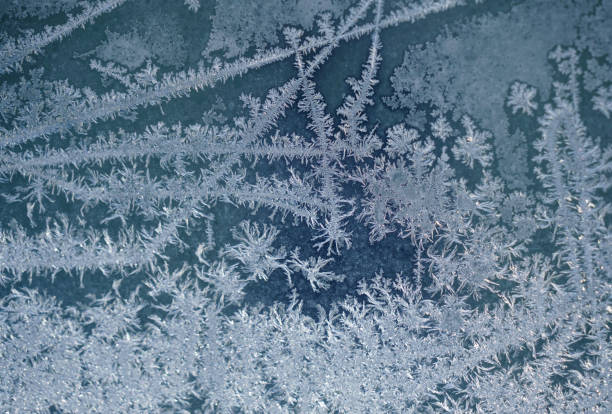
0,0,610,413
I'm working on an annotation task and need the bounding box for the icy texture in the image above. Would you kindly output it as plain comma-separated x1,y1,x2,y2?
0,0,610,413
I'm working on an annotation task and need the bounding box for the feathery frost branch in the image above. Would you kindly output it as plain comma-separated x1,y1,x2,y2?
0,0,129,75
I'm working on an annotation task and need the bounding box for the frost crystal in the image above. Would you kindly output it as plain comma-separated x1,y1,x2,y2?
0,1,610,413
507,81,538,115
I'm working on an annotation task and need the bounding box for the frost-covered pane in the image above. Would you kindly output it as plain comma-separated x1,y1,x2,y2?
0,0,610,412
